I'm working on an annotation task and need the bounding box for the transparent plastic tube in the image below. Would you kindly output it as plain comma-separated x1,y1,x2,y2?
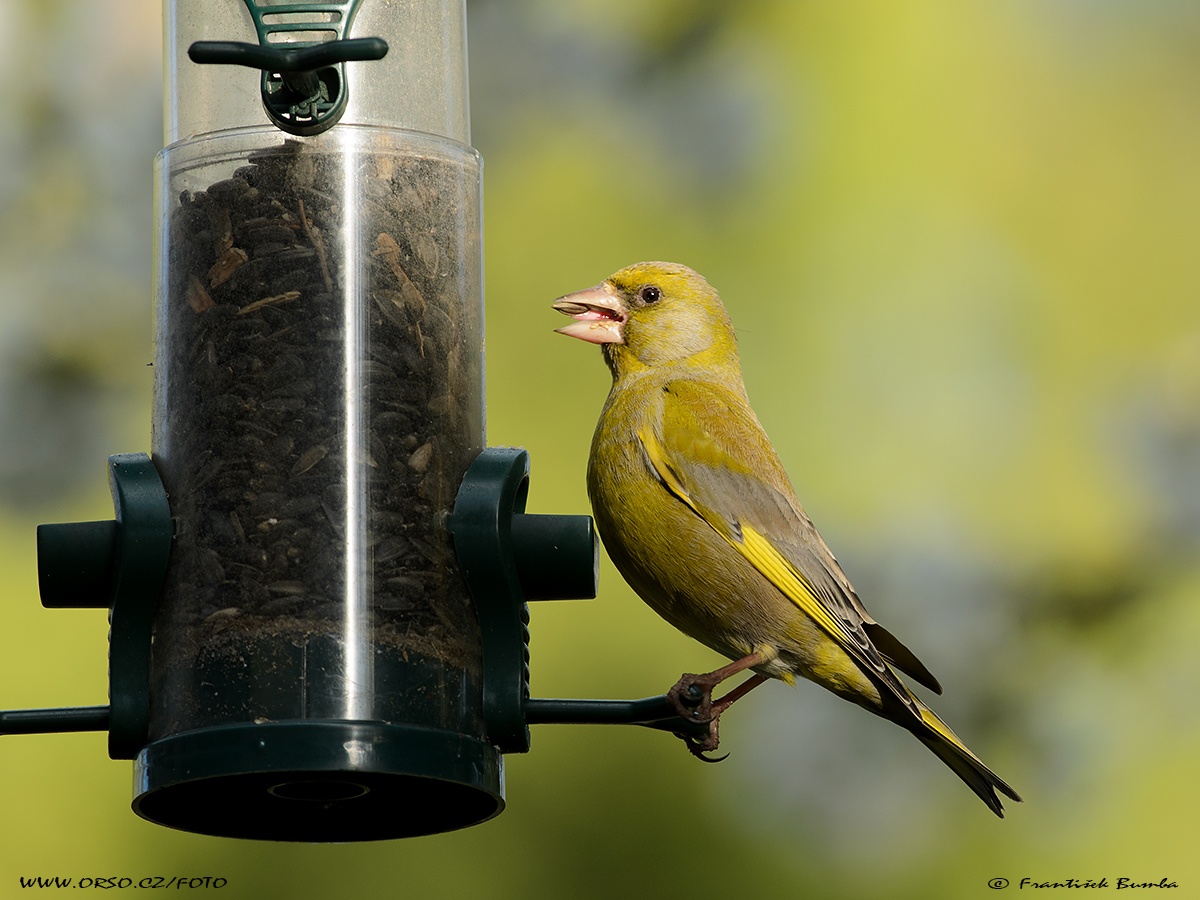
151,1,484,744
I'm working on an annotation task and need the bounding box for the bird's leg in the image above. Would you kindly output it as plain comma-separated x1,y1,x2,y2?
668,652,771,761
711,672,769,717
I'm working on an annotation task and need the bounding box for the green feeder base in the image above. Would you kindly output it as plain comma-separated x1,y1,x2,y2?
133,721,503,841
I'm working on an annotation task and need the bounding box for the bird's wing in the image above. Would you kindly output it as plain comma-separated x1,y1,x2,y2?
638,378,938,704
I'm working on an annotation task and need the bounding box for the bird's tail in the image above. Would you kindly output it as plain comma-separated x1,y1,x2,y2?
910,699,1022,818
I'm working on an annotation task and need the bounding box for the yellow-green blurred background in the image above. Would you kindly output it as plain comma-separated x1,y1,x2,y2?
3,0,1199,896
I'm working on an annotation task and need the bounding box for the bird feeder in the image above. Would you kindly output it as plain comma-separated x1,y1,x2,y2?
2,0,705,842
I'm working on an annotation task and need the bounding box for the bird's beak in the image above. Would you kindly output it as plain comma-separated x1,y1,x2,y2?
552,282,626,345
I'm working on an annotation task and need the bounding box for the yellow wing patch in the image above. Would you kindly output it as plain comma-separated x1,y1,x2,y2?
737,526,861,650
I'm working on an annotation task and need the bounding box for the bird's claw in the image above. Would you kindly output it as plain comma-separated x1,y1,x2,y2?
675,718,729,763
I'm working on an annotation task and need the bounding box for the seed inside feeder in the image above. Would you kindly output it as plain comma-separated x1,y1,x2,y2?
151,136,484,739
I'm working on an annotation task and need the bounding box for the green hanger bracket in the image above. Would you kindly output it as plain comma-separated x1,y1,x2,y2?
187,0,388,136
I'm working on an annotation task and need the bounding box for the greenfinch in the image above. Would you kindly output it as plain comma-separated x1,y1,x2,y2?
553,261,1020,817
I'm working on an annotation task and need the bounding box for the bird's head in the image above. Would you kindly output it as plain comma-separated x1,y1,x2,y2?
552,261,739,379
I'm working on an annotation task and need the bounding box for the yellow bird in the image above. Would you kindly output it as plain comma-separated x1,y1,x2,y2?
553,261,1021,817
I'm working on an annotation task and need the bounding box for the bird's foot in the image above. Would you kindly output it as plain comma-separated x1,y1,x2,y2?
667,662,769,763
668,673,731,762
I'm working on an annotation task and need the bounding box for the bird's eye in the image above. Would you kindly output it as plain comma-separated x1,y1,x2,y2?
639,285,662,304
